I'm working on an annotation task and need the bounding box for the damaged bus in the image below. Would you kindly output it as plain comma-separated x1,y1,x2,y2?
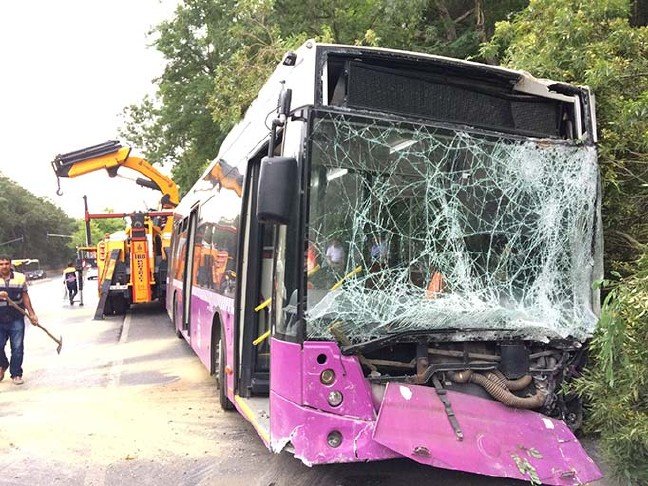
167,40,603,484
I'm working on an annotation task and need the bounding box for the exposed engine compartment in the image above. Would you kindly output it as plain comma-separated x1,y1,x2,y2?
361,339,586,431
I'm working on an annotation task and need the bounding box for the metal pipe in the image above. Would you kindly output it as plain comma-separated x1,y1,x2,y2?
485,370,533,391
449,370,545,409
428,348,500,361
83,195,91,245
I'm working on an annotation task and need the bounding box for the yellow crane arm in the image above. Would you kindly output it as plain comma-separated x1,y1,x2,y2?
120,155,179,208
52,140,179,208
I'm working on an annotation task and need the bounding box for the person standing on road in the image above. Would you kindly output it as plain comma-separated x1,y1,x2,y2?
63,261,78,305
0,255,39,385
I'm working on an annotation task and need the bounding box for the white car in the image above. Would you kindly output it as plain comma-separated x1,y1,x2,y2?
86,267,99,280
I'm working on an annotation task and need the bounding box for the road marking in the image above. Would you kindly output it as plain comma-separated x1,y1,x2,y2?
107,313,130,388
83,314,131,486
120,313,132,344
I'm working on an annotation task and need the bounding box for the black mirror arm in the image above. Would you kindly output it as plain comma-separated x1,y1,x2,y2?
268,86,292,157
268,118,283,157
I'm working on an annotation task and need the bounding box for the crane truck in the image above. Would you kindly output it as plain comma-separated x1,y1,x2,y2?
52,141,179,317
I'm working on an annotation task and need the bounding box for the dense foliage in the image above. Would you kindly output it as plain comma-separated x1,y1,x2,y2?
573,253,648,483
0,175,76,267
120,0,233,192
483,0,648,273
69,215,128,250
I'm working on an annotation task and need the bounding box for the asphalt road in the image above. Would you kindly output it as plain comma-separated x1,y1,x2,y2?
0,278,611,486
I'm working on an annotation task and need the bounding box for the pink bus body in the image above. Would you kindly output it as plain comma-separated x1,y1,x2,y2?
167,41,603,484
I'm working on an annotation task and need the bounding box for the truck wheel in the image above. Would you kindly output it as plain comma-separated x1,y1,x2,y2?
112,295,128,315
103,295,114,315
158,290,166,309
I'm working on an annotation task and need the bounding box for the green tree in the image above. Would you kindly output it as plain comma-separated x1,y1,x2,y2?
573,255,648,484
210,0,529,130
482,0,648,272
122,0,528,191
210,0,309,129
273,0,527,58
0,174,76,267
121,0,239,193
70,214,127,250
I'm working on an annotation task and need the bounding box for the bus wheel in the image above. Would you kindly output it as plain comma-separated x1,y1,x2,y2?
173,296,182,338
217,335,234,411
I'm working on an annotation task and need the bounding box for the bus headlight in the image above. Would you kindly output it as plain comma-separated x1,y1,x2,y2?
320,369,336,385
327,390,343,407
327,430,343,448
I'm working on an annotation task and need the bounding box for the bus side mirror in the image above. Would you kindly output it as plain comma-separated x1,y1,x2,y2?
257,156,298,225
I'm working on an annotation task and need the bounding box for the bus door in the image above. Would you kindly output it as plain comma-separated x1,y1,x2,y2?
238,160,273,397
182,206,199,334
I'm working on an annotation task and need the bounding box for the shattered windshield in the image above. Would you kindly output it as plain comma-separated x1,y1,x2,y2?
305,112,599,343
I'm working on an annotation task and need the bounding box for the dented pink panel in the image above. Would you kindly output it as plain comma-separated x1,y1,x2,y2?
176,286,237,400
270,338,302,403
188,293,213,369
270,390,399,464
373,383,602,486
302,341,375,420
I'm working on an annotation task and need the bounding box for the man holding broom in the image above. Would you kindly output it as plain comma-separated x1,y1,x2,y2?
0,255,38,385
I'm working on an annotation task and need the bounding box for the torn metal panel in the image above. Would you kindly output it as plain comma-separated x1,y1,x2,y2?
306,113,600,343
269,390,399,464
372,383,602,485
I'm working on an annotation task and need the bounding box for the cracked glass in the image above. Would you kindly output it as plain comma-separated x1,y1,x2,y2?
304,112,599,343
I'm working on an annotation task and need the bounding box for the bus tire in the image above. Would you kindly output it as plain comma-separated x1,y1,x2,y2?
217,334,234,411
173,295,182,338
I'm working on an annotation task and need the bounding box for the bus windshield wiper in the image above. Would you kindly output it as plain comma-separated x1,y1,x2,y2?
339,328,459,355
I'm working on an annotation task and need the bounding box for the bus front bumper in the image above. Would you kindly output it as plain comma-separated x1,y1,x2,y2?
270,383,602,485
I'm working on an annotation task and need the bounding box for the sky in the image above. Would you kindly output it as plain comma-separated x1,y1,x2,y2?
0,0,180,219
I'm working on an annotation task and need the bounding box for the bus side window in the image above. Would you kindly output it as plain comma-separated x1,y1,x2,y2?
211,218,238,297
196,223,214,289
174,228,188,281
192,223,206,286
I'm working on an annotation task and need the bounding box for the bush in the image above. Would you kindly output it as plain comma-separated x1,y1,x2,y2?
573,252,648,484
